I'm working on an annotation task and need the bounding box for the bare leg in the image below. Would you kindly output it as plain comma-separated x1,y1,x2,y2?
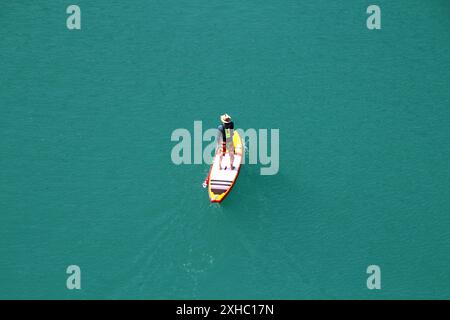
229,143,235,170
219,143,226,170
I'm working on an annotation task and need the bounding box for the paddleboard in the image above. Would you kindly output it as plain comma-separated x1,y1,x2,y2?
206,131,243,203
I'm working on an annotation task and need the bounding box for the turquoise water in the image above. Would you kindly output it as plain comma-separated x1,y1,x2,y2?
1,1,449,299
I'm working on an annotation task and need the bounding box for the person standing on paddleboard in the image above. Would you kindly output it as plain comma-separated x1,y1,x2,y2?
217,113,235,170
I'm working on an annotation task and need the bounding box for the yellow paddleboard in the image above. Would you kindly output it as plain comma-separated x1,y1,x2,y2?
207,131,243,203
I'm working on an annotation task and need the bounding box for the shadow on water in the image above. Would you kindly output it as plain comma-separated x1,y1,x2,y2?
220,163,301,212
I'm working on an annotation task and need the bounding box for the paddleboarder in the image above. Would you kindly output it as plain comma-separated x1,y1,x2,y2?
217,113,235,170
